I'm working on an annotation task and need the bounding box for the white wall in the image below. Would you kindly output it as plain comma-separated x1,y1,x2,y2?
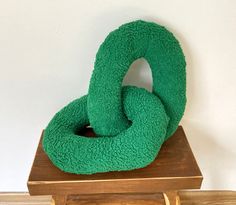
0,0,236,191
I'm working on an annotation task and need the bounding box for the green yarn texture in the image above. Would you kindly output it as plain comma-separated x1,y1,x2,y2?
43,20,186,174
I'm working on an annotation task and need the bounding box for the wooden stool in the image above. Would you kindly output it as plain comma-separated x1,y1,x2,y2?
27,126,203,205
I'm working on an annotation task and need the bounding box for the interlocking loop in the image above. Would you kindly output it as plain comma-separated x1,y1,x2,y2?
88,20,186,138
43,20,186,174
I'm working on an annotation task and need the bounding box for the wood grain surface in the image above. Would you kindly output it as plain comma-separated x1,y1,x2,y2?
28,126,203,195
3,191,236,205
65,191,236,205
0,193,54,205
179,190,236,205
66,193,165,205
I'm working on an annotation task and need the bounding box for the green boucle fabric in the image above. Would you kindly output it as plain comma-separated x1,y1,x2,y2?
43,87,169,174
88,20,186,139
42,20,186,174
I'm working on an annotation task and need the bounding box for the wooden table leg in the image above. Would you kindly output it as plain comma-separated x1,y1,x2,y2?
52,195,67,205
163,191,180,205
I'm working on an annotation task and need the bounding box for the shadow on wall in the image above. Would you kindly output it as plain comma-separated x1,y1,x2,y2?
122,58,152,92
182,120,236,189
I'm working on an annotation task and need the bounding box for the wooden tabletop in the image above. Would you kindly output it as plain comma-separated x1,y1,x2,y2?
28,126,203,195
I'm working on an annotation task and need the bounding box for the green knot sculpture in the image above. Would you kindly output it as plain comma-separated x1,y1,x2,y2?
43,20,186,174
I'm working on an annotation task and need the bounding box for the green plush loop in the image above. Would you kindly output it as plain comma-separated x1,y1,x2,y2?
43,20,186,174
88,20,186,138
43,86,169,174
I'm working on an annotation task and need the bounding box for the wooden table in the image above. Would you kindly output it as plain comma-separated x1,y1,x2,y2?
27,126,203,205
2,191,236,205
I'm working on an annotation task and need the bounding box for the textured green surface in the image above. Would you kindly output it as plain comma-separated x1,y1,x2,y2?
43,87,169,174
88,20,186,138
43,20,186,174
